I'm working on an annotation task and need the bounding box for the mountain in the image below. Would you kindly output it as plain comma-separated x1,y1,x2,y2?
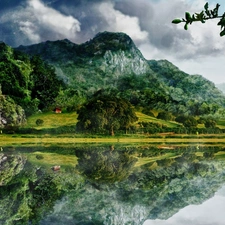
15,31,225,116
16,32,151,88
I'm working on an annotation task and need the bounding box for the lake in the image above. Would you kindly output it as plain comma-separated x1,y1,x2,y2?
1,143,225,225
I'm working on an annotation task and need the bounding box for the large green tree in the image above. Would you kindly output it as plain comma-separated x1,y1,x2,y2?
77,94,138,135
30,56,63,109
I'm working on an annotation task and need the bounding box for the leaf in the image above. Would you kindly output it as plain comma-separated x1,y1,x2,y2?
172,19,182,24
184,23,188,30
185,12,192,21
204,2,209,11
217,18,225,26
220,29,225,36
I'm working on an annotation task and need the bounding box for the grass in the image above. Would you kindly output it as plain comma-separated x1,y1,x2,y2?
25,111,180,131
25,111,78,129
1,111,225,145
135,152,176,167
135,112,181,128
216,120,225,129
26,151,78,169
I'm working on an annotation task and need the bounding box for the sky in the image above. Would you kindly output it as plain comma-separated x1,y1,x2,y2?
0,0,225,84
143,185,225,225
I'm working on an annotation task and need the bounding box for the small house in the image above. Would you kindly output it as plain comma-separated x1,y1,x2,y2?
54,107,62,113
51,165,61,171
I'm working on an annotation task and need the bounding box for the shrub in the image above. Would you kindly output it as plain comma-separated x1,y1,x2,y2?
36,155,44,160
142,108,155,117
157,111,173,121
36,119,44,126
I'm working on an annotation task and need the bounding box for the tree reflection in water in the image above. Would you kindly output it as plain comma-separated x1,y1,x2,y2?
75,146,138,183
0,145,225,225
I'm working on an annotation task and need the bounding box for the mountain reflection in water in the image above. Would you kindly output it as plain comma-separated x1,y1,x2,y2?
1,144,225,225
144,186,225,225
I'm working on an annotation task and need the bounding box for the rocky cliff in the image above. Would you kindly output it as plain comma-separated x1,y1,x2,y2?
16,32,151,86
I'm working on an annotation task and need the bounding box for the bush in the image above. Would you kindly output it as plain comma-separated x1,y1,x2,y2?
204,119,217,128
157,111,173,121
142,108,155,117
36,155,44,160
36,119,44,126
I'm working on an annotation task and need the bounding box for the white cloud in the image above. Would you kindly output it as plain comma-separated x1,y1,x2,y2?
16,0,81,43
143,191,225,225
97,2,148,43
0,0,224,83
19,21,41,43
28,0,80,34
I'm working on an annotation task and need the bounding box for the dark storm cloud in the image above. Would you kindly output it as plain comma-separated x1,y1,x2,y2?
50,0,109,43
0,0,25,11
0,0,225,62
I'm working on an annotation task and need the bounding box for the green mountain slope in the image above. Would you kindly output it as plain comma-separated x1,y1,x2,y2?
17,32,151,91
0,42,63,126
15,31,225,116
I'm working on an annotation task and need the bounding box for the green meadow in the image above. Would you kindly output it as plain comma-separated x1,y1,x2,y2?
1,111,225,145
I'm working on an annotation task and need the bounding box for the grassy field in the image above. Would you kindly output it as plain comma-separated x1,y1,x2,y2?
25,111,78,129
24,111,225,130
216,119,225,129
1,111,224,145
26,151,78,169
25,111,180,130
135,112,181,128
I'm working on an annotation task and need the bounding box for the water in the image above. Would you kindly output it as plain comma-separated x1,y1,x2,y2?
1,144,225,225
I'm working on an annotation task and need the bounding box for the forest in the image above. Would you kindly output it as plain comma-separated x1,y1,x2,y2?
1,32,225,135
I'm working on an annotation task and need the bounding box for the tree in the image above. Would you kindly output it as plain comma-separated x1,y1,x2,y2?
77,95,138,135
75,147,137,183
204,118,217,128
172,2,225,36
30,56,63,109
157,111,173,121
182,116,198,128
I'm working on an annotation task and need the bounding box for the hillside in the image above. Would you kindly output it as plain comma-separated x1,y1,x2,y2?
16,32,151,89
0,31,224,130
0,41,63,127
15,31,225,117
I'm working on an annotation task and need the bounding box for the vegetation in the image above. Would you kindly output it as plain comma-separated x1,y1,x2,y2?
16,32,225,119
0,42,63,119
76,94,138,135
0,89,26,127
1,31,225,135
172,2,225,36
1,145,225,224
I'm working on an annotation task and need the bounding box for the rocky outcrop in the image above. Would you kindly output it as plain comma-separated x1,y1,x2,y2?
0,153,26,186
16,31,151,85
0,94,26,128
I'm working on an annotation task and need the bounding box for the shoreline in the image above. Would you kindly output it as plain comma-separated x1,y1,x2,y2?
1,134,225,146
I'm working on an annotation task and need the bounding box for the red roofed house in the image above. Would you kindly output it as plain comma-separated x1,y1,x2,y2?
54,107,62,113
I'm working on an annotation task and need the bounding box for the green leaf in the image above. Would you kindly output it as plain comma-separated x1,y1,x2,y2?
185,12,192,21
220,29,225,36
204,2,209,10
184,23,188,30
218,18,225,26
172,19,182,24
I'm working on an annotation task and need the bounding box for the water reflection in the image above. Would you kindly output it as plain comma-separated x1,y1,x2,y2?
144,186,225,225
0,144,225,225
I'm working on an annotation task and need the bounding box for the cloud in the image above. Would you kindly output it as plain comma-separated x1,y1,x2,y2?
0,0,81,45
0,0,224,83
143,193,225,225
97,2,148,43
